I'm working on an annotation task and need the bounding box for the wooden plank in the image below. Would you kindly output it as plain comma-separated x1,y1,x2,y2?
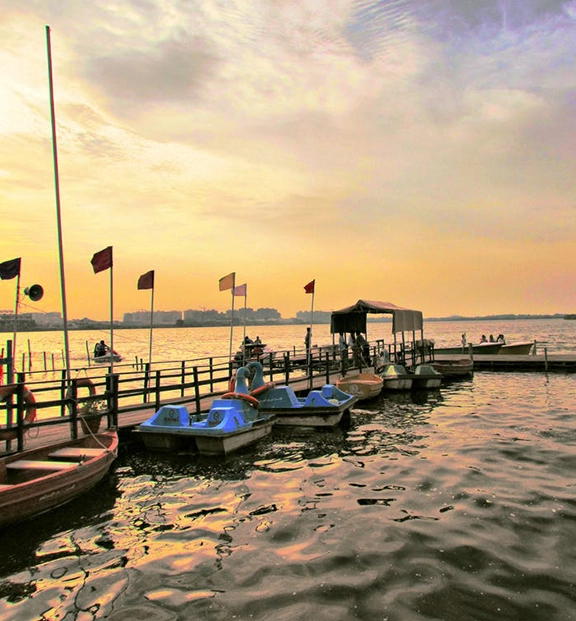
48,447,107,459
6,459,78,471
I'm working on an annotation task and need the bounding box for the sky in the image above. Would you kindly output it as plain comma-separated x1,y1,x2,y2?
1,0,575,321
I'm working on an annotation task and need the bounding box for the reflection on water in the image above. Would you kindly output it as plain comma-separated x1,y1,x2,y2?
1,372,575,620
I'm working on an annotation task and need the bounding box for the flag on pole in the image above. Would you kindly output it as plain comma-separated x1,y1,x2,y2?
0,258,21,280
137,270,155,290
304,279,315,294
219,272,235,291
233,283,247,297
91,246,113,274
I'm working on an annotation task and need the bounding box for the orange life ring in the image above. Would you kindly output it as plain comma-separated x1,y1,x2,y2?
66,377,97,413
0,384,37,440
250,381,275,397
228,374,236,392
222,392,259,408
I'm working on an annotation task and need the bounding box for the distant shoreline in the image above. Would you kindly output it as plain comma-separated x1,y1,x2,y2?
0,313,570,334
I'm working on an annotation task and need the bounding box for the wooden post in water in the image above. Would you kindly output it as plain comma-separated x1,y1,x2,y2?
544,347,549,372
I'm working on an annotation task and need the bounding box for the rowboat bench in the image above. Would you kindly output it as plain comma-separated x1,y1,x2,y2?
48,447,108,460
6,460,78,471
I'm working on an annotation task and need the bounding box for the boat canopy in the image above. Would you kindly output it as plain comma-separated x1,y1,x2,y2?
330,299,423,335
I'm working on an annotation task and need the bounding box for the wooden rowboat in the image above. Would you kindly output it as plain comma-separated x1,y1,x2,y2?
0,430,118,529
429,359,474,378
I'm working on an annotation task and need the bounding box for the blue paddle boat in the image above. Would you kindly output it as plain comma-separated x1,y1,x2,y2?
245,361,357,428
135,367,275,456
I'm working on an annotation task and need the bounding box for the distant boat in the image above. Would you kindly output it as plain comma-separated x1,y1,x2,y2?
0,430,118,530
434,342,503,355
93,351,122,363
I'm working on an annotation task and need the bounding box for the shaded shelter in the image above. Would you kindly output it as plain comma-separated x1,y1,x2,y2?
330,300,426,366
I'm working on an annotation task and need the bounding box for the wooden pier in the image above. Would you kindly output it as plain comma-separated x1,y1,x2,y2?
2,344,575,456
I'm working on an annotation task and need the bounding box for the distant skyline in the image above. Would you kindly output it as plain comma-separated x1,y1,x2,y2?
1,1,575,321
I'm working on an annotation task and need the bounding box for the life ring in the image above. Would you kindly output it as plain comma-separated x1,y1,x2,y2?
0,384,37,440
228,374,236,392
222,392,259,408
66,377,97,413
250,381,275,397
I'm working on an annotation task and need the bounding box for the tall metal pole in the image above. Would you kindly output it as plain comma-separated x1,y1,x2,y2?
46,25,71,384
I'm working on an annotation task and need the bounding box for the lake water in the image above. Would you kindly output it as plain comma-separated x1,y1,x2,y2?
0,318,575,620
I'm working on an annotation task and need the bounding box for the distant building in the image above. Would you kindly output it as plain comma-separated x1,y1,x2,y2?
295,310,331,323
123,310,182,326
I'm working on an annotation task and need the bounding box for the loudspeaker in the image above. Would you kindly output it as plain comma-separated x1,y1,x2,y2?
24,284,44,302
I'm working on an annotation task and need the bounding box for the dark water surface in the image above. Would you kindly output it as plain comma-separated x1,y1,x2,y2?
1,370,575,620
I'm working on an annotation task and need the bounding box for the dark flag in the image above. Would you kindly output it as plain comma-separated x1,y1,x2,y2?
0,258,21,280
304,279,315,294
137,270,155,290
91,247,113,274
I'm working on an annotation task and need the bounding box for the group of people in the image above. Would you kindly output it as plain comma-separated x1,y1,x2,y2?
479,334,506,344
337,331,370,368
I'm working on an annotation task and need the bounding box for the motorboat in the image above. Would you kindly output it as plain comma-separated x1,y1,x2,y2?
379,364,413,391
134,367,275,456
410,364,443,390
335,372,383,401
0,430,118,529
433,342,502,355
246,361,357,428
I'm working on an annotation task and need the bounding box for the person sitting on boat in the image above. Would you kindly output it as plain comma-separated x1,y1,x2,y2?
254,336,262,346
480,335,487,343
489,334,495,342
94,340,109,357
497,334,506,343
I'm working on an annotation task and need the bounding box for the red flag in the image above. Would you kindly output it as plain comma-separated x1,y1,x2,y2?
0,257,21,280
91,246,113,274
233,283,247,296
304,280,315,294
219,272,235,291
137,270,154,290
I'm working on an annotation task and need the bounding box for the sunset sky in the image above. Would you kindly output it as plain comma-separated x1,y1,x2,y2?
1,0,575,321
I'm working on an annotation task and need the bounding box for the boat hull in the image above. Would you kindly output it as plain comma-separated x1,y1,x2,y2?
136,417,275,455
499,341,534,355
265,406,351,428
0,431,118,530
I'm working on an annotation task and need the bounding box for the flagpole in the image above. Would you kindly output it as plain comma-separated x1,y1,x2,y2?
229,282,235,362
109,263,114,374
46,25,71,384
148,284,154,366
11,272,20,360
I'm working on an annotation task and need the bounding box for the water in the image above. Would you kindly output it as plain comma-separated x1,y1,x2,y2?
1,319,575,620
